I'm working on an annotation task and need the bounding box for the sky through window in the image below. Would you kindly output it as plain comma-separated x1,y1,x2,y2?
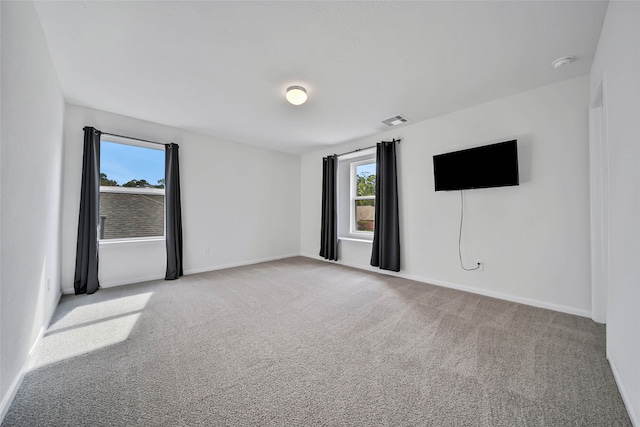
100,140,164,186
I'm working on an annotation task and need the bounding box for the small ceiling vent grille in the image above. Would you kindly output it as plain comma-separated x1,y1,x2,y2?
382,115,408,126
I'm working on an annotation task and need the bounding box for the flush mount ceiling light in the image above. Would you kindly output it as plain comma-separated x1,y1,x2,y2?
286,86,307,105
551,56,574,69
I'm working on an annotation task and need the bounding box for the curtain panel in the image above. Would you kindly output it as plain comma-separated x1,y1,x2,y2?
74,127,101,294
320,155,338,260
165,143,184,280
370,141,400,271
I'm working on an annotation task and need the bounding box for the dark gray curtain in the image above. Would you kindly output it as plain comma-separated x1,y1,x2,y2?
320,155,338,260
74,127,101,294
165,143,183,280
371,141,400,271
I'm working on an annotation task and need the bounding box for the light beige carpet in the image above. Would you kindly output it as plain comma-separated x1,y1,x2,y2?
2,257,631,426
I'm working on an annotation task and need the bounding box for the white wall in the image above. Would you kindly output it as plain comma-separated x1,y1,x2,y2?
0,1,65,418
301,75,592,316
590,2,640,425
61,105,301,292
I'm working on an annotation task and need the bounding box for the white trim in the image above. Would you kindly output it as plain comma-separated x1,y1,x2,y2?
348,231,374,241
301,253,592,318
100,186,165,195
607,349,639,426
1,291,62,423
184,253,300,275
63,273,166,293
61,253,301,294
338,152,376,241
0,337,39,422
62,274,166,294
349,157,376,235
100,134,165,151
589,76,609,324
99,236,165,245
338,237,373,244
100,273,166,289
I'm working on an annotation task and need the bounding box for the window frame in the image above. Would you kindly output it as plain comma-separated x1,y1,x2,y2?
98,134,166,243
337,148,376,242
349,159,376,236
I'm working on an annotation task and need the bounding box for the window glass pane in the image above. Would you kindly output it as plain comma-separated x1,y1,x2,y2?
100,141,165,188
355,199,375,232
99,140,165,240
356,162,376,197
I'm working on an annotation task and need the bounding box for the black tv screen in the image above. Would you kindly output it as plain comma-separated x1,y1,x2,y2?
433,140,519,191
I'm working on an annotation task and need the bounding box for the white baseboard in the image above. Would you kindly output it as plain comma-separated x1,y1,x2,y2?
67,253,593,319
62,253,301,294
0,336,39,422
1,291,62,423
63,274,165,294
100,274,166,289
184,253,300,276
301,253,592,318
608,349,639,427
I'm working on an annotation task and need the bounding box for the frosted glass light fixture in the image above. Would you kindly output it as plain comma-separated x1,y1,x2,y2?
551,56,574,69
286,86,307,105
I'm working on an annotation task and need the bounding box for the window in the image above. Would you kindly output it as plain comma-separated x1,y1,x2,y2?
99,135,165,241
338,149,376,240
352,160,376,233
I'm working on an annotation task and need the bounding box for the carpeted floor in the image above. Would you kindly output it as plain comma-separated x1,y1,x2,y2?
2,257,631,426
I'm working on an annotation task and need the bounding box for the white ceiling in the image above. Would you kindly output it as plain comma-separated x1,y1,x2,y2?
33,1,608,154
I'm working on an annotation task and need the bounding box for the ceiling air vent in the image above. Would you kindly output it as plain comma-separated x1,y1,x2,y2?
382,115,408,126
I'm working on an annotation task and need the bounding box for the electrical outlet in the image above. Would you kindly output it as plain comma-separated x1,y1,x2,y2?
475,261,484,271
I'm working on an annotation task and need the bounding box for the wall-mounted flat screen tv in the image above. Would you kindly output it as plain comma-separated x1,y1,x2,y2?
433,140,519,191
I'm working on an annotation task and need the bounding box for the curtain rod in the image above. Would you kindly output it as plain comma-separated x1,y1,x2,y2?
84,128,167,146
335,138,401,158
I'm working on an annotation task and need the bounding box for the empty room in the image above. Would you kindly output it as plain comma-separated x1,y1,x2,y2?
1,1,638,425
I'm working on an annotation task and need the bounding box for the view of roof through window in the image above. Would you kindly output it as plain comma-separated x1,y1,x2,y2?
99,139,165,240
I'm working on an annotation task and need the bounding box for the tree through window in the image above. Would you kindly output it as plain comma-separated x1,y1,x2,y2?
353,161,376,233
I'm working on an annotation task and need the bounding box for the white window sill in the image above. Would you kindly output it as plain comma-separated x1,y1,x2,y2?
99,237,165,245
339,236,373,244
